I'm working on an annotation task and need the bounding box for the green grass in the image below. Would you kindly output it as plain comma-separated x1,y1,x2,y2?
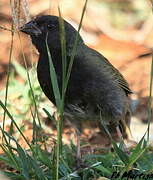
0,0,153,179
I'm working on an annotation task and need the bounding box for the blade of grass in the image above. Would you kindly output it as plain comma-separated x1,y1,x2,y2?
146,0,153,141
57,3,88,177
18,33,41,128
0,100,32,150
12,60,27,80
56,9,66,180
2,23,14,142
45,34,61,108
30,107,38,144
18,32,44,151
117,135,147,178
16,143,30,179
147,50,153,141
65,0,88,88
0,145,20,171
112,141,130,166
43,108,56,123
58,9,67,101
46,1,88,179
45,33,62,180
127,137,147,169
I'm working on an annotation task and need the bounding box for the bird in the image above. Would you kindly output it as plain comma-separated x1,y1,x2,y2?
20,15,132,148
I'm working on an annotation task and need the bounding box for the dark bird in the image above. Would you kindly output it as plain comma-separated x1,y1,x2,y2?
20,15,132,145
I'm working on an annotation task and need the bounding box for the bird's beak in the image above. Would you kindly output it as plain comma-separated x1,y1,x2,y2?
20,21,42,36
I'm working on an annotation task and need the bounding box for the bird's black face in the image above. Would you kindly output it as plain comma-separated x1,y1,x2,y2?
20,15,83,53
20,15,62,52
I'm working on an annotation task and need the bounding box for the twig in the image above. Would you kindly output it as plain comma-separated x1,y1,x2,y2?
0,25,15,32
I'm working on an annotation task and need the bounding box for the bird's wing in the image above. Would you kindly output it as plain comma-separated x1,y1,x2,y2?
102,56,132,95
74,45,132,95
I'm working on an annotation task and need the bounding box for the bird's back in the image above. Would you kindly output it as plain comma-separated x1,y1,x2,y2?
60,44,131,125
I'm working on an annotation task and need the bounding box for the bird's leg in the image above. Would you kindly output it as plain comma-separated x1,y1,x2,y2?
123,124,133,140
69,119,82,167
116,125,130,153
121,111,133,140
116,126,122,140
76,129,81,160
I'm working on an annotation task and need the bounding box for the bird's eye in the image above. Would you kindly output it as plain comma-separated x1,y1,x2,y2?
47,24,55,29
33,21,38,26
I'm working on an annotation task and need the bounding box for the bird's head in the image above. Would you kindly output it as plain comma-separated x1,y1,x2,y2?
20,15,83,53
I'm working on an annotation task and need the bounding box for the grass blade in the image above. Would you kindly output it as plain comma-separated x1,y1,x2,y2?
65,0,88,88
45,35,61,108
112,141,129,166
0,100,32,150
2,24,14,141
